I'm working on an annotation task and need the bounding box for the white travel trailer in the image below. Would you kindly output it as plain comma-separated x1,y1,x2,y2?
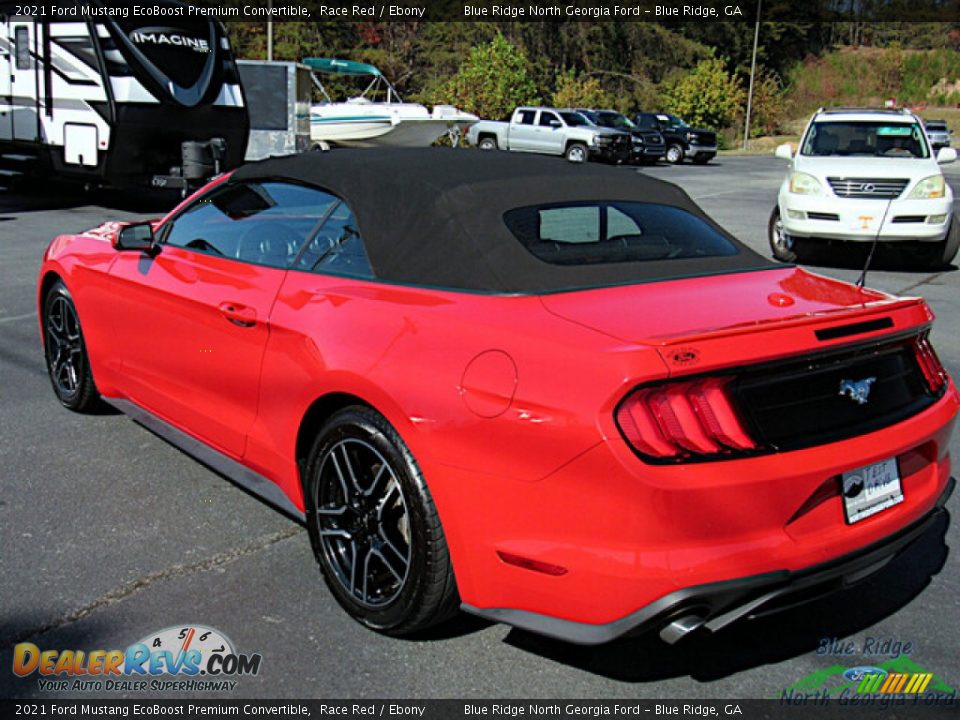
0,1,249,190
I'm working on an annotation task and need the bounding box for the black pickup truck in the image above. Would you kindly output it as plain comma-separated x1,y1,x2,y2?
634,113,717,165
576,109,666,165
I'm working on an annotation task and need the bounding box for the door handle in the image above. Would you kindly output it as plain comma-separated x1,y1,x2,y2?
218,302,257,327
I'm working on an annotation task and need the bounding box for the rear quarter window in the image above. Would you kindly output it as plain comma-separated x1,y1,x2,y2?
503,202,738,266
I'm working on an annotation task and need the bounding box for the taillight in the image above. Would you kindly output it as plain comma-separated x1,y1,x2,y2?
616,377,758,462
913,334,948,395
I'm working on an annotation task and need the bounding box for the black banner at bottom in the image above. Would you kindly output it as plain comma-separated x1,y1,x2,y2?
2,699,960,719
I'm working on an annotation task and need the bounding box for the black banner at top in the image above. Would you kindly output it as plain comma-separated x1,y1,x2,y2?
5,0,960,23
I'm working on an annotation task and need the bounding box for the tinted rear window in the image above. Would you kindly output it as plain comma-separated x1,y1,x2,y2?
503,202,738,266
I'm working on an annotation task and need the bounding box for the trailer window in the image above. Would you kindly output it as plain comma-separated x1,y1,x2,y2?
15,26,30,70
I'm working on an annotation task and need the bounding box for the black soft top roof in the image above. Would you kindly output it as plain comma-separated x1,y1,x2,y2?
231,148,774,294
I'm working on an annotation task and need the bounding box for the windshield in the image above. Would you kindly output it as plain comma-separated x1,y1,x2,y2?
926,122,947,131
560,112,589,127
801,121,930,159
594,112,635,130
658,114,688,128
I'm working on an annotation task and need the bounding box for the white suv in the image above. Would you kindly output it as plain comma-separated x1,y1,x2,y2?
771,107,958,267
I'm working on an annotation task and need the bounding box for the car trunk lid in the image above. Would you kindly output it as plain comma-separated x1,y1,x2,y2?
539,267,933,376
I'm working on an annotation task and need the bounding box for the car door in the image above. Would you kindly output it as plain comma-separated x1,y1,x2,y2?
107,180,337,458
508,109,539,152
537,110,564,154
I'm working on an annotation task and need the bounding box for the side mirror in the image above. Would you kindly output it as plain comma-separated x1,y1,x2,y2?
115,222,158,252
548,119,561,129
775,143,794,161
936,147,957,164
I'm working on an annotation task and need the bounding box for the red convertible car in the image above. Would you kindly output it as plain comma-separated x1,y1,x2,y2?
38,149,957,644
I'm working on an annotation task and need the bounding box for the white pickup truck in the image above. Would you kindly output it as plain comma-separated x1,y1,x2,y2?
465,107,632,163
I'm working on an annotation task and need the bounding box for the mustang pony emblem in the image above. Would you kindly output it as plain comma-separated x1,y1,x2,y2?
839,377,877,405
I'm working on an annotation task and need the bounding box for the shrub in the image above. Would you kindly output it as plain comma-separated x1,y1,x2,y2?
664,58,745,130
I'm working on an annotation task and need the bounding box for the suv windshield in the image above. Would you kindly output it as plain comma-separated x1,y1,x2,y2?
801,121,930,159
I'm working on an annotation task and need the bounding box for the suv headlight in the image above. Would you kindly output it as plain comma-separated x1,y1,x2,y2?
908,175,946,200
788,171,824,196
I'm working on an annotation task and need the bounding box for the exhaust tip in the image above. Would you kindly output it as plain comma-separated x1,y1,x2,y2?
660,614,706,645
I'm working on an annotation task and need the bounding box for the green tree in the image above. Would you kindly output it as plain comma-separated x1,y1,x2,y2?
665,58,745,130
431,33,538,120
551,69,616,110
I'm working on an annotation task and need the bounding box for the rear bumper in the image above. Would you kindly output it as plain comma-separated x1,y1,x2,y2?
463,476,954,645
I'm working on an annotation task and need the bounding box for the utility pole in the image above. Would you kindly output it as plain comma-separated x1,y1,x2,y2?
267,0,274,61
743,0,761,151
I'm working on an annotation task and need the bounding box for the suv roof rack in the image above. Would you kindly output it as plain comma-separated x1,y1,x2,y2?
816,106,912,116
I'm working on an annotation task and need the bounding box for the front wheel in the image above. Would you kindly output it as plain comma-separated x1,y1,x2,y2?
920,217,959,269
43,280,101,412
565,143,588,163
769,207,801,263
665,144,684,164
304,406,458,635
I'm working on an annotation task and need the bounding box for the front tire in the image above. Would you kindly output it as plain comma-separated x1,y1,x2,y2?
43,280,101,412
565,143,588,163
769,207,801,263
665,144,684,164
304,406,458,635
920,217,959,269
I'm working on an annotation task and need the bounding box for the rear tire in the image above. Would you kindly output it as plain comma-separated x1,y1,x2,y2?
692,155,712,165
304,406,459,636
477,136,498,151
42,280,101,413
769,207,802,263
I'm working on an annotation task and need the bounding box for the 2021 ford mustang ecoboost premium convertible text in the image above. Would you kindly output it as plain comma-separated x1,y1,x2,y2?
39,149,957,644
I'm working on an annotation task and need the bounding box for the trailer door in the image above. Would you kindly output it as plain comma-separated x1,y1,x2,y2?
0,22,14,141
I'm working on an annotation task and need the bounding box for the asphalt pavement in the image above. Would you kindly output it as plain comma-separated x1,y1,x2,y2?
0,156,958,700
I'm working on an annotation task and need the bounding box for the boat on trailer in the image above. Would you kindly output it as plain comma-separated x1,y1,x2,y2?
305,58,477,148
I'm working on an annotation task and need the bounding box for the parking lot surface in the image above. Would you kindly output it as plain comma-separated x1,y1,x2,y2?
0,156,958,699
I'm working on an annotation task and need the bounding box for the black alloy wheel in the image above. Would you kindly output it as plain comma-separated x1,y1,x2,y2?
304,406,458,634
43,281,101,412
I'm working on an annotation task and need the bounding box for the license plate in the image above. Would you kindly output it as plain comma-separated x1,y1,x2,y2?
851,215,876,231
841,458,903,524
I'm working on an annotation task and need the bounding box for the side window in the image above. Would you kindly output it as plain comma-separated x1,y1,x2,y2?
538,111,559,127
163,181,339,269
515,110,536,125
295,201,373,279
15,26,30,70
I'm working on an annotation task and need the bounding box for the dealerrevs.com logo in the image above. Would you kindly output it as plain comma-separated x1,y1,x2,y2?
12,625,261,693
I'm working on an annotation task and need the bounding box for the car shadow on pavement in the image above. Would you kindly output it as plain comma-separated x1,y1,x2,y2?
797,241,958,274
502,510,950,683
